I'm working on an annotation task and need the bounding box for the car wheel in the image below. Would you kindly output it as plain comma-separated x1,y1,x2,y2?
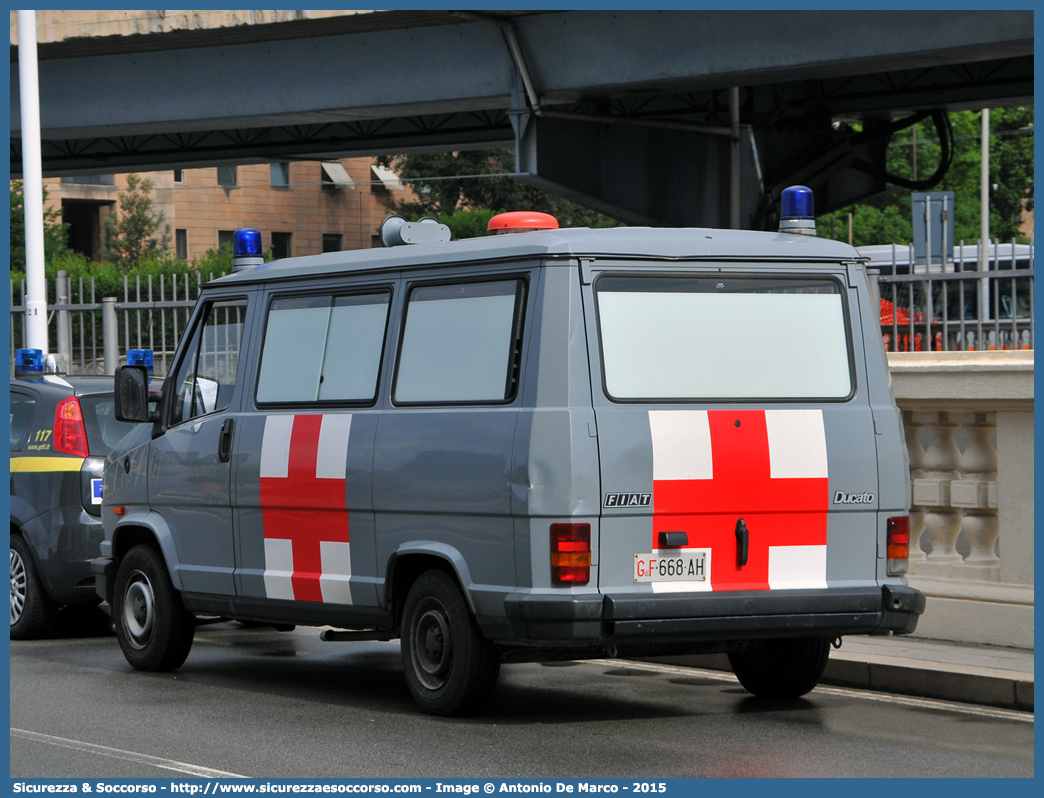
10,534,58,640
113,544,195,671
727,636,831,699
400,569,500,716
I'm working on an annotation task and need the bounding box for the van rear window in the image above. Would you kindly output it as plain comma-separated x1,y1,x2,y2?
595,274,852,401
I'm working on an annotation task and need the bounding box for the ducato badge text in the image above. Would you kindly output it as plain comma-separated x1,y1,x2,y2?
833,490,875,505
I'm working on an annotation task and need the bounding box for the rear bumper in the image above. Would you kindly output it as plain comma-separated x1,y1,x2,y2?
18,506,105,605
497,585,924,647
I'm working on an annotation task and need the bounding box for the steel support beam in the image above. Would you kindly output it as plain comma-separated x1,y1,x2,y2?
8,10,1032,229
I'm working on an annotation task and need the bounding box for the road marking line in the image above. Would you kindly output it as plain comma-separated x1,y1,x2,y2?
590,660,1034,723
11,728,247,777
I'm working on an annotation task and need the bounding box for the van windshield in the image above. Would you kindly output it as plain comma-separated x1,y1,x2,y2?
595,274,852,401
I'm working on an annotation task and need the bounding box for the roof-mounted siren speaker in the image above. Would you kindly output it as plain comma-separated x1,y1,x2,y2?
779,186,816,236
378,215,451,247
232,228,264,272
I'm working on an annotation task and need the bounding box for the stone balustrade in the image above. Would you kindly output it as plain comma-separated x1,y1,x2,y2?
889,351,1034,649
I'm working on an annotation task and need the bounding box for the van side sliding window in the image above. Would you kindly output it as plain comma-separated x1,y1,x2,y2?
256,291,391,404
169,298,249,425
394,278,527,405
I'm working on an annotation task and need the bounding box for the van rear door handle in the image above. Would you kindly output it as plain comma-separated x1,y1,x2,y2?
218,418,235,463
735,518,749,567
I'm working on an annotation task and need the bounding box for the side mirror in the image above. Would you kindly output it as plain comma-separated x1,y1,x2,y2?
114,365,151,423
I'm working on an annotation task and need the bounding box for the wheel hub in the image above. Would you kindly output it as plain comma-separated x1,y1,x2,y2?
10,549,26,625
123,570,156,650
413,606,453,689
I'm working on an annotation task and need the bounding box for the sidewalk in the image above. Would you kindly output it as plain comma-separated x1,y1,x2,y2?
644,636,1034,711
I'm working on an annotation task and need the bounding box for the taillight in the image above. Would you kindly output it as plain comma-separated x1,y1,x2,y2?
886,515,910,576
550,523,591,585
54,396,90,458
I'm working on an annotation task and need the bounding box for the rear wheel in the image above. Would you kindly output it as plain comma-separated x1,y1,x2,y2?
10,535,58,640
400,569,500,716
113,544,195,671
728,637,830,699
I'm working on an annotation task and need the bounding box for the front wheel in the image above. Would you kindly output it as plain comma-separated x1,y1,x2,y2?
113,544,195,671
400,570,500,716
728,636,831,699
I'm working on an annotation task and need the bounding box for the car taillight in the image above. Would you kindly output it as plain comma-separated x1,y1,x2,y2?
551,523,591,585
886,515,910,576
54,396,89,458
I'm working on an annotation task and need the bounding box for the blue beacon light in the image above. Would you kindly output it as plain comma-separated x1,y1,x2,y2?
232,228,264,272
127,349,155,373
15,348,44,377
779,186,816,236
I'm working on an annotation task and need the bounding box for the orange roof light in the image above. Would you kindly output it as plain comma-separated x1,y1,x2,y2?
487,211,559,234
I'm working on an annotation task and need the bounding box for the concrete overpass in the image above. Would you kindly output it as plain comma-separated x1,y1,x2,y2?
11,10,1033,228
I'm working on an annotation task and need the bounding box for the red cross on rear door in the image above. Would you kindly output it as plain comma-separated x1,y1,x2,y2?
649,408,830,592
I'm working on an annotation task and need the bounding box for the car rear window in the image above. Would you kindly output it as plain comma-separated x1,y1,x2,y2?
595,274,852,401
79,396,138,456
9,392,36,451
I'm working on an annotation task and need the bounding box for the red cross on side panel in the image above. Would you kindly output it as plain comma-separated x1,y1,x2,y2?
651,409,829,591
260,414,351,602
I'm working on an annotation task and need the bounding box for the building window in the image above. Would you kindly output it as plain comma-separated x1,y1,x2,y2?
270,162,289,188
271,232,292,261
60,174,115,186
217,165,237,187
218,230,235,250
176,229,188,259
320,161,355,191
173,169,185,184
322,234,342,253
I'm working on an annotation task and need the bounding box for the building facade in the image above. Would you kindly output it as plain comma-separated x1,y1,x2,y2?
42,158,407,263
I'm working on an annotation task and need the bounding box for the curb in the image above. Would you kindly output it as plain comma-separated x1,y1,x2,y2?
641,653,1034,712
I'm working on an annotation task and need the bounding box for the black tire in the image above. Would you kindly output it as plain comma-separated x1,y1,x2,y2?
728,637,831,699
113,544,195,671
10,534,58,640
400,569,500,716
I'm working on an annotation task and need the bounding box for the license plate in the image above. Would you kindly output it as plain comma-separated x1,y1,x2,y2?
634,551,708,583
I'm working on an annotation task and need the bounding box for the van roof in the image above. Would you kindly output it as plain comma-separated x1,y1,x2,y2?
215,226,863,285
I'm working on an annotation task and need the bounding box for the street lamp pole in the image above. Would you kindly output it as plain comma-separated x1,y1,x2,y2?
17,9,49,354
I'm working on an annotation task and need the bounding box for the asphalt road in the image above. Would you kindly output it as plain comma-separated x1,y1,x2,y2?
9,611,1034,779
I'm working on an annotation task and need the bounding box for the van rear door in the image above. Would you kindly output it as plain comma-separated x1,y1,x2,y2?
583,266,880,600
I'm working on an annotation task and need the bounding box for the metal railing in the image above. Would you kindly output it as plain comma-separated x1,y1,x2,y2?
869,238,1033,352
9,271,220,377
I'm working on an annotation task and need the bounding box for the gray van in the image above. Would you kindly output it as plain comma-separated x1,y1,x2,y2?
96,204,924,715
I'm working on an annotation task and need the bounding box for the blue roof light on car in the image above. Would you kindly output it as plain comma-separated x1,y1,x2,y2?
232,228,264,272
779,186,817,236
127,349,155,373
15,348,44,376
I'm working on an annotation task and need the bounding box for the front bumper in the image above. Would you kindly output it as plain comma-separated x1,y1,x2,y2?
498,585,925,646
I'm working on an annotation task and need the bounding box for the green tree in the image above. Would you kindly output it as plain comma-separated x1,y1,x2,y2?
819,107,1033,247
379,149,621,233
101,173,172,269
9,180,69,270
